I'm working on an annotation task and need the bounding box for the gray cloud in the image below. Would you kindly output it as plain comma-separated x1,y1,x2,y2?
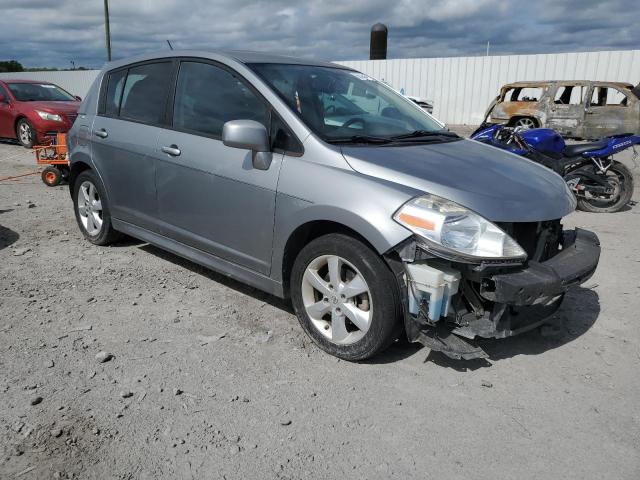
1,0,638,69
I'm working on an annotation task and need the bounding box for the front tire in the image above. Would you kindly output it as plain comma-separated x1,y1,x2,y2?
16,119,35,148
72,170,122,245
290,233,402,361
577,161,634,213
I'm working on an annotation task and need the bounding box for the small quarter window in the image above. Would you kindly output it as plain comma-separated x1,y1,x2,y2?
104,69,126,116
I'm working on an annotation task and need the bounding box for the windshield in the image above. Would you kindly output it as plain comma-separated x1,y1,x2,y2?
7,83,76,102
249,63,445,142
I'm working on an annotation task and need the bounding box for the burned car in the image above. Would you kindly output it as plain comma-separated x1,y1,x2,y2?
485,80,640,139
68,51,600,361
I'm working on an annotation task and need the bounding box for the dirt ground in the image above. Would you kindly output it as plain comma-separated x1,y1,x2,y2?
1,128,639,480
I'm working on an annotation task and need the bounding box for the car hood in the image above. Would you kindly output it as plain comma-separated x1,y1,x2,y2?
341,138,576,222
25,101,79,114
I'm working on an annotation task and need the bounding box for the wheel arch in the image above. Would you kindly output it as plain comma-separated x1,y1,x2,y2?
68,160,92,197
279,216,409,299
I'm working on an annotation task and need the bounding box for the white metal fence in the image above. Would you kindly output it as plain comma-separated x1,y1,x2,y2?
2,49,638,124
337,49,640,125
0,70,99,99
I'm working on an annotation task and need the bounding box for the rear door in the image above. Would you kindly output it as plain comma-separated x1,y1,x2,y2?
546,83,588,137
583,85,638,138
91,60,174,231
155,59,285,275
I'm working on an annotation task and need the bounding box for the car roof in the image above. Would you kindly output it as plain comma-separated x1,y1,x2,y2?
0,79,54,84
103,49,352,71
502,80,634,89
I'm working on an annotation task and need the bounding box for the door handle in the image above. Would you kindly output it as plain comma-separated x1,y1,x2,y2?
94,129,108,138
161,145,181,156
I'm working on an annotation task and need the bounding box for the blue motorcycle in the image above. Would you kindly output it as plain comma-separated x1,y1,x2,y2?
471,124,638,213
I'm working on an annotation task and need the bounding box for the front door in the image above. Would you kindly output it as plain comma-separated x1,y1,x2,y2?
583,85,639,138
0,84,14,138
155,60,281,275
90,61,174,231
545,83,588,137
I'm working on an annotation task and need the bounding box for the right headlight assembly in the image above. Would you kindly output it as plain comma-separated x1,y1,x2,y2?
393,194,527,263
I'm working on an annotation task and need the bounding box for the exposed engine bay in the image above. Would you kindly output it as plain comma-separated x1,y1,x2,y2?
386,220,601,360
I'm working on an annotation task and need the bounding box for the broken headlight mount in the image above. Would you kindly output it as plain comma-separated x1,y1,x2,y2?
390,195,600,360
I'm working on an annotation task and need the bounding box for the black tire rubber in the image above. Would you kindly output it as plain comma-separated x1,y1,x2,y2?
41,166,62,187
577,162,634,213
290,233,402,361
72,169,122,245
16,118,35,148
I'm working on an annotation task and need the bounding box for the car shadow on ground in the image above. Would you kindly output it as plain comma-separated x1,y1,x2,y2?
0,223,19,251
368,287,600,370
137,243,293,313
124,240,600,369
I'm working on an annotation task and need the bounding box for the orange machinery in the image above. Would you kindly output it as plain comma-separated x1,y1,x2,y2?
34,132,69,187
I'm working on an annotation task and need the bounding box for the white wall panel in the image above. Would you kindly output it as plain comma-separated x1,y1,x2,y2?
337,49,640,125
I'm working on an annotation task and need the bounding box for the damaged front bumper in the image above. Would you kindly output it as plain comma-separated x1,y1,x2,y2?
389,228,600,360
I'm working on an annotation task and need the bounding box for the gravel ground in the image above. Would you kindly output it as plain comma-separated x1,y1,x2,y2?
1,128,639,480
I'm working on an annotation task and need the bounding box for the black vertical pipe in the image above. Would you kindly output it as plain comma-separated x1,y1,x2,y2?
370,23,388,60
104,0,112,61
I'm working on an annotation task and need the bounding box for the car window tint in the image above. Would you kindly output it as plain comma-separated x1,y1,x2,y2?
173,61,268,137
104,70,126,116
0,84,9,100
120,62,172,124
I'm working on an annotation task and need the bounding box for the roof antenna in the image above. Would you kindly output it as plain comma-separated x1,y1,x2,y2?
166,40,173,50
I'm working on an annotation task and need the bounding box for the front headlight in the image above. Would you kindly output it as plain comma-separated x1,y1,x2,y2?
394,194,527,263
36,110,63,122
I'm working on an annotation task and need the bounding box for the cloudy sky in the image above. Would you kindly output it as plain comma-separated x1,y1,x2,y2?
1,0,638,69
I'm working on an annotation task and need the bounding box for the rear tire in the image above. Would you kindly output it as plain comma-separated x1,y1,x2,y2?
72,170,122,245
16,119,35,148
577,161,634,213
510,117,538,130
290,233,402,361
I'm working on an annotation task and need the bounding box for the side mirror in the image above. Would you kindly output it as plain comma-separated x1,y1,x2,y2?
222,120,272,170
75,95,82,101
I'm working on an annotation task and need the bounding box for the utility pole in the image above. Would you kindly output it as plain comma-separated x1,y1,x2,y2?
104,0,112,61
486,41,490,57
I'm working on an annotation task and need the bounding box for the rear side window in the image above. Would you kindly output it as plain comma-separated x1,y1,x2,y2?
591,87,629,107
504,87,543,102
104,70,126,116
554,85,587,105
119,62,172,124
172,61,268,137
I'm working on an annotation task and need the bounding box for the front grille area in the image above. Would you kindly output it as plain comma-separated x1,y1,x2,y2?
496,220,562,262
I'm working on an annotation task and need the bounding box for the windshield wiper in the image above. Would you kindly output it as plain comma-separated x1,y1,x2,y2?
327,134,393,145
390,130,460,141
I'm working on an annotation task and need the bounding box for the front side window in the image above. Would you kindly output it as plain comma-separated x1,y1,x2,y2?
173,61,268,137
7,82,75,102
249,63,443,142
119,62,172,124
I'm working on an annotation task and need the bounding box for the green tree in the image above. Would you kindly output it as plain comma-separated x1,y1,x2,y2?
0,60,24,72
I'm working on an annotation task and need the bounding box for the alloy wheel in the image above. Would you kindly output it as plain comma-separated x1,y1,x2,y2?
19,122,32,145
300,255,372,345
514,118,536,130
77,180,103,236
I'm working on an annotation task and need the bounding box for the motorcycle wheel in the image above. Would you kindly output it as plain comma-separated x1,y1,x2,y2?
577,161,634,213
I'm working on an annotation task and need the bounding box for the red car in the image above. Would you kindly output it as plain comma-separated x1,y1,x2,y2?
0,79,81,148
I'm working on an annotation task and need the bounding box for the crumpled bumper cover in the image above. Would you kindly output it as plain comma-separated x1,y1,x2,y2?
487,228,600,306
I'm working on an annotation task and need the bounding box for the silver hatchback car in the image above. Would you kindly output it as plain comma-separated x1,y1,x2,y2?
68,51,600,361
